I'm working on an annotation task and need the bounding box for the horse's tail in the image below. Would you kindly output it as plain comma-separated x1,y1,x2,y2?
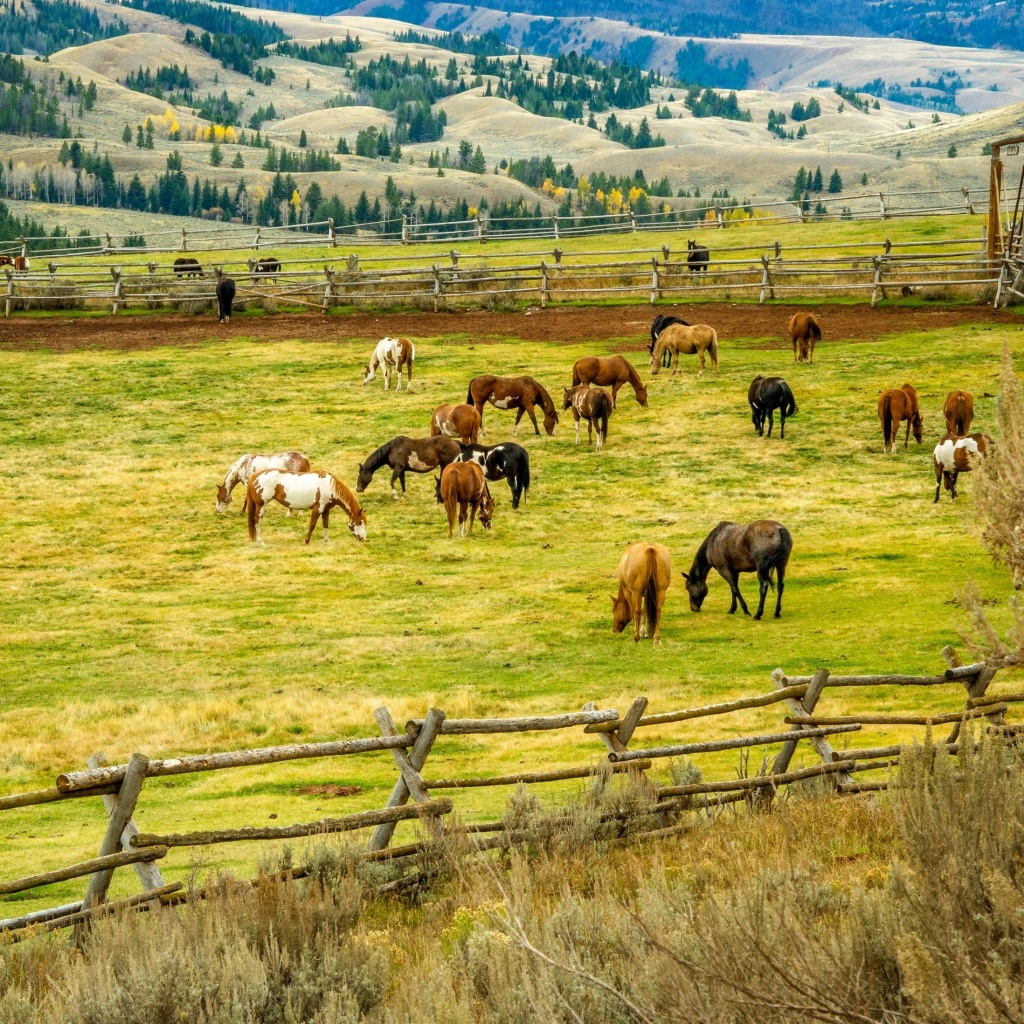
246,478,258,541
765,526,793,589
784,383,797,418
809,316,821,342
883,396,894,447
708,331,719,371
643,549,659,638
956,394,967,435
518,449,530,494
599,394,610,441
572,364,582,387
465,380,475,406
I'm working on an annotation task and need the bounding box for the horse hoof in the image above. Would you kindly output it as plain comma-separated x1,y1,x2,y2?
774,612,781,619
754,614,763,621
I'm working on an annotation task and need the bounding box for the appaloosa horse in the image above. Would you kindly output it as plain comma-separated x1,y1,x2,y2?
788,313,821,364
466,375,558,436
748,376,797,439
650,314,689,368
933,432,990,502
217,451,312,512
431,403,481,444
571,356,648,409
453,442,531,509
356,436,461,498
563,385,612,450
878,384,923,453
943,390,974,436
612,542,671,643
439,461,493,538
363,337,415,391
246,470,367,544
650,324,719,377
682,520,792,620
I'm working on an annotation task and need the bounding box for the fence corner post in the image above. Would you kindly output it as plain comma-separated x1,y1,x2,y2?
432,262,441,311
552,214,560,240
180,228,188,252
401,214,409,245
650,256,659,304
327,217,336,248
110,265,123,316
4,266,13,318
540,259,548,308
322,266,335,312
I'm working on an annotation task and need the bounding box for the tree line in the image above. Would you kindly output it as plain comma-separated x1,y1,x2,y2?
0,0,128,56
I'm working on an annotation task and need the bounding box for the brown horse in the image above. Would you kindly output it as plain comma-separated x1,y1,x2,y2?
571,356,648,409
612,542,671,643
650,324,719,377
439,461,493,538
357,435,461,498
789,313,821,363
943,390,974,435
933,432,990,502
431,403,481,445
465,375,558,436
563,385,612,449
878,384,923,453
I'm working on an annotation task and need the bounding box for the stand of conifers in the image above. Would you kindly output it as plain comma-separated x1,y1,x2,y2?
1,646,1018,939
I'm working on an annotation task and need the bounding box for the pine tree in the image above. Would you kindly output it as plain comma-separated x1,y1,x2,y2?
231,150,244,168
210,142,223,166
828,168,843,193
122,124,132,144
458,139,472,169
812,166,823,192
299,128,307,148
469,145,486,174
445,57,458,82
136,124,144,148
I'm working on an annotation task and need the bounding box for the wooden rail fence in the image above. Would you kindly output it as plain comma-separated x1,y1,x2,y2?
1,646,1015,938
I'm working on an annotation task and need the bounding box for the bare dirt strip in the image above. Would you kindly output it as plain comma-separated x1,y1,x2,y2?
0,303,1017,353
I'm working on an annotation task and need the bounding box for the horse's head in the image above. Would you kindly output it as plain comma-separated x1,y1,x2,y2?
434,474,444,504
912,412,924,444
543,409,558,435
649,348,661,376
687,240,695,250
634,382,649,408
479,486,494,529
347,505,367,542
610,593,631,634
355,462,372,493
561,388,572,410
215,483,231,512
681,571,708,612
361,364,373,385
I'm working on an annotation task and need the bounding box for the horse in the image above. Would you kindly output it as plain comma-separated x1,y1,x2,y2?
650,323,719,377
216,451,312,512
748,376,797,439
246,470,366,545
465,375,558,436
571,356,648,409
650,314,689,368
682,520,792,620
611,542,671,643
12,255,29,273
431,403,481,445
687,240,709,275
356,435,460,498
247,257,281,284
217,276,236,322
933,432,990,502
0,256,13,268
562,385,612,450
943,390,974,436
438,461,493,538
173,257,203,278
452,442,530,509
878,384,923,453
788,312,821,364
363,337,415,391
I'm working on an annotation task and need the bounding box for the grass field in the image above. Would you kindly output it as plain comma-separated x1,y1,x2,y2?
1,309,1021,916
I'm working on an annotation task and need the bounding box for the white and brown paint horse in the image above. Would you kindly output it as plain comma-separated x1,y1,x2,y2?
431,403,481,444
439,461,493,538
363,336,415,391
357,435,461,498
246,470,366,544
933,432,990,502
466,375,559,436
563,385,612,450
612,542,671,643
216,451,311,512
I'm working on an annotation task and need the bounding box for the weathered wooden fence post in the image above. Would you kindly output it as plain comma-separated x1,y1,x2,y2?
540,259,549,308
252,226,260,250
879,193,888,220
18,236,26,259
650,256,659,304
327,217,336,248
662,245,670,264
449,249,460,268
48,262,57,284
433,262,442,311
870,256,886,306
321,266,335,311
941,646,1001,742
4,266,13,317
759,254,775,304
715,205,724,228
401,214,409,245
553,247,562,265
630,212,638,233
104,233,112,253
180,228,188,252
552,214,560,240
963,187,975,215
110,266,124,315
476,214,485,244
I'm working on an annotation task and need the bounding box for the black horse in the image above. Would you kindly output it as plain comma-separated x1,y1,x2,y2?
682,520,792,620
748,376,797,439
446,442,531,509
216,275,236,322
650,313,690,369
687,240,709,275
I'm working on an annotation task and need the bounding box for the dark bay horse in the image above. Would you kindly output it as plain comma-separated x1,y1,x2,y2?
748,376,797,439
687,240,709,274
563,385,612,450
878,384,923,453
357,435,461,498
682,520,792,620
452,442,530,509
466,375,559,436
650,314,689,368
943,390,974,435
571,356,648,409
216,276,235,322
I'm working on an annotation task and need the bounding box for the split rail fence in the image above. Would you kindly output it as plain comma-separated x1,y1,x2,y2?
1,647,1019,938
0,234,1003,317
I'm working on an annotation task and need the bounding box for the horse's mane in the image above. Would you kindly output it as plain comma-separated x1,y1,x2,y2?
330,474,361,514
362,436,405,473
526,377,556,415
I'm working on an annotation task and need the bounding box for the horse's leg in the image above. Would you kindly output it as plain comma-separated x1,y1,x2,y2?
255,503,267,545
767,408,774,438
321,507,330,542
754,571,769,620
780,408,786,440
468,501,477,534
611,382,620,409
653,588,666,644
508,476,519,509
478,401,488,437
574,413,581,445
512,408,524,436
951,471,959,500
632,591,643,642
526,401,540,435
733,575,751,616
459,501,469,538
774,564,786,619
304,504,320,545
697,350,705,379
904,417,910,449
587,417,593,447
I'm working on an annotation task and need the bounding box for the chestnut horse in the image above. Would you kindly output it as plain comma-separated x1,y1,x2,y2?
943,390,974,435
465,375,558,436
571,356,648,409
612,542,671,643
650,323,719,377
363,337,415,391
682,520,792,620
439,461,493,538
878,384,923,453
788,313,821,364
246,470,366,545
563,385,612,449
933,432,990,502
356,435,461,498
217,450,311,512
431,403,481,444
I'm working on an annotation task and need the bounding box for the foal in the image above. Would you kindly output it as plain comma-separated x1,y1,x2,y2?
562,385,612,450
612,543,671,643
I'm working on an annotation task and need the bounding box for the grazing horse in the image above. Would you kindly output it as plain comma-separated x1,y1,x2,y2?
943,390,974,436
216,276,236,322
466,375,558,436
363,336,415,391
439,461,493,538
453,442,531,509
562,385,612,450
650,323,719,377
687,240,709,275
788,313,821,364
246,470,366,545
12,255,29,273
432,403,481,444
683,520,792,620
933,432,990,502
878,384,923,453
173,257,203,278
216,451,311,512
0,256,13,268
650,313,689,368
247,257,281,284
356,435,460,498
571,355,648,409
748,376,797,439
612,542,671,643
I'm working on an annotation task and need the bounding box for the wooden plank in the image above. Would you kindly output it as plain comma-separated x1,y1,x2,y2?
57,734,412,792
422,760,653,789
22,883,182,936
948,664,1001,743
615,696,649,746
607,724,860,762
782,674,952,687
130,797,454,848
0,784,119,811
786,705,1007,726
0,846,168,895
656,757,896,796
405,710,618,735
969,691,1024,707
0,901,82,933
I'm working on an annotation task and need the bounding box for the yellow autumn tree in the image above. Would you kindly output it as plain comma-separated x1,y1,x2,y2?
194,125,204,142
224,126,238,144
290,189,302,218
606,187,624,214
576,175,591,204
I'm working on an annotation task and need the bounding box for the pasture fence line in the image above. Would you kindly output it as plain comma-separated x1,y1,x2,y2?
1,646,1018,939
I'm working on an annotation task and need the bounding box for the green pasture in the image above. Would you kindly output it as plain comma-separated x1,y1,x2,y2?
1,313,1021,915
